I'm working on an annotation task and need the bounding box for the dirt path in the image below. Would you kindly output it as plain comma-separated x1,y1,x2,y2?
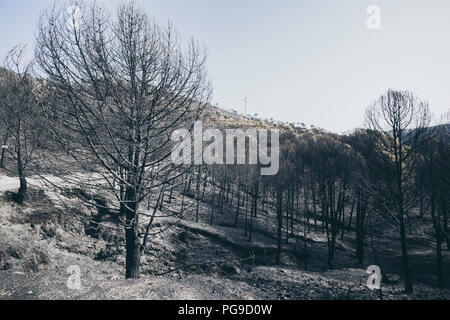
0,176,21,192
0,173,105,193
0,175,63,192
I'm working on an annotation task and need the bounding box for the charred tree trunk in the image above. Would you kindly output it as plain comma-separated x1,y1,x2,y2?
168,180,174,203
430,184,445,288
210,182,216,225
248,194,254,242
355,195,365,265
348,198,355,228
436,231,444,288
124,186,141,279
0,130,9,169
233,185,241,227
399,208,413,293
244,189,249,236
16,132,27,204
276,187,283,265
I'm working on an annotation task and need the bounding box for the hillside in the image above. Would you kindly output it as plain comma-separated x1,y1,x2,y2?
0,132,449,300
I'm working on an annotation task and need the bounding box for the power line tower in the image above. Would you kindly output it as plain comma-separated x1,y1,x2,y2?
244,97,248,115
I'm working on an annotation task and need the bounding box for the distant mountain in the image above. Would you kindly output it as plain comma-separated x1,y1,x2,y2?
203,103,323,135
426,123,450,143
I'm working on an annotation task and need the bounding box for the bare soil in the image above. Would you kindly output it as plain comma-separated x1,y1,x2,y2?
0,174,449,300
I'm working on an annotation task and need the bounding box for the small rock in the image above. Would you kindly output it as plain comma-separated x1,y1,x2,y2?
41,223,57,238
6,246,25,259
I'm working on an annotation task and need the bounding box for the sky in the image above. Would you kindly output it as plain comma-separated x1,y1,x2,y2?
1,0,450,133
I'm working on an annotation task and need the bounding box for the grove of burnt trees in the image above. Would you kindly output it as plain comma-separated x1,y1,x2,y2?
417,127,450,289
167,91,447,294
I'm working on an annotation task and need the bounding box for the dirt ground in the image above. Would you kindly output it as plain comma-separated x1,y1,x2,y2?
0,174,449,300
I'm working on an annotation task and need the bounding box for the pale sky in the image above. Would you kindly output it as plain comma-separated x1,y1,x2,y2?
1,0,450,132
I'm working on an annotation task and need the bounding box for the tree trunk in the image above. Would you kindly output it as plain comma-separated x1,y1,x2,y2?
124,187,141,279
396,176,413,293
399,210,413,293
168,180,174,203
355,196,365,264
430,188,444,289
244,190,249,236
444,210,450,250
233,187,241,227
436,234,444,288
248,195,254,242
312,183,317,231
395,128,413,293
348,198,355,228
0,130,9,169
276,187,283,265
210,183,216,225
0,148,6,169
16,139,27,204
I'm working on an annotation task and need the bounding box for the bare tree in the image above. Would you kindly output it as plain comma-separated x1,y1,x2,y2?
0,45,46,203
0,67,11,169
418,124,449,288
35,1,211,278
366,89,431,293
307,134,354,267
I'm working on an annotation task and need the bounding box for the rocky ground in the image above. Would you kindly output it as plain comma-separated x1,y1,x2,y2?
0,175,449,300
